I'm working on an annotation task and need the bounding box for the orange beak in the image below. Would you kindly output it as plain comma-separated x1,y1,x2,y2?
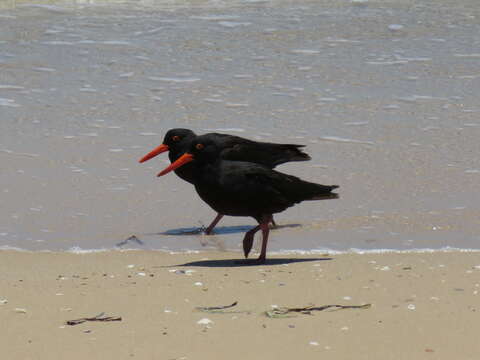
157,153,194,177
139,144,169,163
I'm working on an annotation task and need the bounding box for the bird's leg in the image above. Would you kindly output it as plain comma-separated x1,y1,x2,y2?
270,216,277,228
258,215,272,263
204,213,224,235
242,225,260,258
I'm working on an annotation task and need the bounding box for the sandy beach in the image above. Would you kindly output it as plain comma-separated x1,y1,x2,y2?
1,250,479,359
1,0,480,252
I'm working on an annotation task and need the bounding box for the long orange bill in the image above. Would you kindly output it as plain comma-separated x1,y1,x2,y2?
157,153,194,177
139,144,169,163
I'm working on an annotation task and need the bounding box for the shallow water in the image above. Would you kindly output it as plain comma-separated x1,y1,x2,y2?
1,0,479,252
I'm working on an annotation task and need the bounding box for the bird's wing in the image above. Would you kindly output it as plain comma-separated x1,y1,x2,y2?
212,134,309,168
228,164,337,202
220,163,293,211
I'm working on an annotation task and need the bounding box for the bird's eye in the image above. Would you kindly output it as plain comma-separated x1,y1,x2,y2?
195,143,204,150
172,135,180,142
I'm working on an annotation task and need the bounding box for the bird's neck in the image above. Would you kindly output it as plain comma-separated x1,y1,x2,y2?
193,159,221,185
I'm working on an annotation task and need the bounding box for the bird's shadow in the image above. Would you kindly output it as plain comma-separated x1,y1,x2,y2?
169,257,332,268
157,223,302,236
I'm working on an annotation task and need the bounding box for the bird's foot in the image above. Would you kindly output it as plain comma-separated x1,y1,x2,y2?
203,213,224,236
243,236,254,258
242,225,260,258
203,228,215,236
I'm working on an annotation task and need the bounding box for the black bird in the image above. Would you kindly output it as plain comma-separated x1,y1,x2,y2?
157,134,339,263
139,128,311,234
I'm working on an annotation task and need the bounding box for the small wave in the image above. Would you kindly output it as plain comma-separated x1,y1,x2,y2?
1,246,478,255
271,247,480,255
318,136,374,145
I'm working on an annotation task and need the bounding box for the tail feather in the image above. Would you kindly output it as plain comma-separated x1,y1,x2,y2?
276,173,339,203
272,144,311,166
308,184,339,200
310,192,339,200
284,144,310,157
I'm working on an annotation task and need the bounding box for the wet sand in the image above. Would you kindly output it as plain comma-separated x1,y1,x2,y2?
1,250,479,359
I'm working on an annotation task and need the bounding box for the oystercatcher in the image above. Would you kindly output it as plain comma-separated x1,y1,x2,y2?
139,128,311,234
157,134,339,263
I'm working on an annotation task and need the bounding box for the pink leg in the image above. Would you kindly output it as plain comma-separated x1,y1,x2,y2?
204,213,224,235
242,225,261,258
270,216,277,228
258,215,272,263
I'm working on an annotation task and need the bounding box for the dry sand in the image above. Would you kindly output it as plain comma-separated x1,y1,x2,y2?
1,250,479,359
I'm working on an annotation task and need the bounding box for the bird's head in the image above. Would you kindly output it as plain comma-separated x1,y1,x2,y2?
138,128,196,163
157,135,220,177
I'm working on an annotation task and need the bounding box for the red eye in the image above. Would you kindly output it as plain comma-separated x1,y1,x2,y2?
195,143,204,150
172,135,180,142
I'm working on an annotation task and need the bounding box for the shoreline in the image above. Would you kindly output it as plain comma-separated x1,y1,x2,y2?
1,250,479,359
2,246,480,254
